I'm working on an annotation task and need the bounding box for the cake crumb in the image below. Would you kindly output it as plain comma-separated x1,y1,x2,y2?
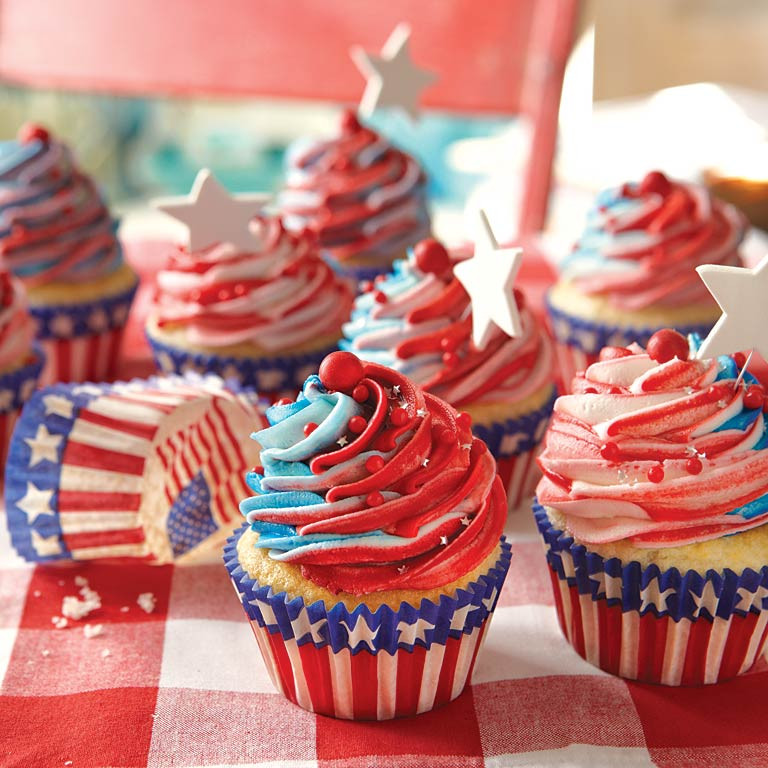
33,590,41,598
61,580,102,621
74,575,88,587
120,606,130,613
41,649,51,658
137,593,156,614
51,616,68,629
101,648,111,659
83,624,103,639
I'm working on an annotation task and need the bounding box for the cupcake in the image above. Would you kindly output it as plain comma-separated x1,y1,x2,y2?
5,373,264,563
535,328,768,685
546,171,748,391
0,268,45,470
341,238,557,509
146,209,354,396
279,110,431,283
0,124,139,385
224,351,510,719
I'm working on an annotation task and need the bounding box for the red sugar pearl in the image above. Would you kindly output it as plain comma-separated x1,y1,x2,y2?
319,351,364,394
600,442,620,462
303,422,318,437
348,415,367,434
442,351,458,366
744,385,764,410
366,491,384,507
390,407,408,427
233,283,247,296
647,465,665,483
217,289,229,301
439,337,454,351
647,329,689,364
274,398,293,406
374,290,387,304
685,456,703,475
251,465,264,475
365,455,385,473
413,238,450,275
609,386,622,394
457,412,472,430
352,384,369,403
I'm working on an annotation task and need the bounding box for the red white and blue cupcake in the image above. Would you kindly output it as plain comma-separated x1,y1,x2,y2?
224,351,510,719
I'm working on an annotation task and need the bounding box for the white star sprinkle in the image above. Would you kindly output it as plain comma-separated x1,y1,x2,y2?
397,565,407,575
416,409,427,418
392,385,401,395
337,435,349,447
440,535,448,546
42,394,74,419
24,425,63,466
461,516,471,526
17,482,54,525
422,458,430,467
461,443,473,451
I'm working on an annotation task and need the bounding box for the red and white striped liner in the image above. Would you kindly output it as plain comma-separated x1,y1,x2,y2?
248,618,489,720
38,327,125,386
496,448,542,511
547,559,768,686
552,342,598,395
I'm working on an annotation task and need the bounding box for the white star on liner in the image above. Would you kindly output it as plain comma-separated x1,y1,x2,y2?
639,581,677,614
735,584,768,611
0,389,12,410
449,601,478,632
17,481,55,525
154,168,269,252
42,394,74,419
396,616,433,646
690,581,720,617
696,254,768,360
24,425,63,467
50,314,74,338
342,614,380,652
453,210,524,350
481,587,498,612
88,308,109,333
350,23,437,122
337,436,349,447
30,529,62,558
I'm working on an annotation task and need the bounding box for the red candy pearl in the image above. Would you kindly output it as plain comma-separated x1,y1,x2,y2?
647,329,689,364
366,491,384,507
365,455,385,473
251,465,264,475
647,465,665,483
744,385,764,410
390,407,408,426
348,415,367,434
319,351,364,394
413,238,450,275
18,123,50,144
352,384,369,403
439,337,454,351
457,412,472,429
303,422,318,437
374,290,387,304
442,351,458,366
600,442,620,462
685,456,703,475
599,346,633,361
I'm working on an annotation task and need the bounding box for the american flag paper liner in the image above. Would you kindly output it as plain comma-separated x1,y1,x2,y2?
31,274,138,386
224,524,511,720
533,500,768,686
5,374,265,563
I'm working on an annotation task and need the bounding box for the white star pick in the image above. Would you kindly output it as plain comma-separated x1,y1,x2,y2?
154,169,269,252
17,481,55,525
24,425,63,466
350,23,437,122
696,254,768,360
453,210,524,350
43,394,74,419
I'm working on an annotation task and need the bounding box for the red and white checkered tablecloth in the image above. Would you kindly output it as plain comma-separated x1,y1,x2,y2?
3,242,768,767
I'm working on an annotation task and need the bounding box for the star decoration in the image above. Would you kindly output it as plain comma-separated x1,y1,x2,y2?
422,458,430,467
397,565,407,574
154,168,269,252
17,481,55,525
500,432,526,455
0,389,13,410
481,587,498,612
50,314,74,338
43,394,74,419
342,614,379,652
440,535,448,546
453,210,524,350
396,616,432,645
72,384,103,396
460,516,471,526
112,304,130,326
88,308,109,333
24,425,63,466
690,581,720,617
461,443,473,451
392,385,401,396
296,615,328,645
735,584,768,612
449,601,478,632
337,435,349,447
696,254,768,360
350,23,436,122
639,581,677,614
30,529,62,558
416,409,427,418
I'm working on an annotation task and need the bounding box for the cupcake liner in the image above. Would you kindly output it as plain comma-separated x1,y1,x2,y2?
146,330,339,399
533,500,768,685
325,256,392,286
224,524,512,719
31,278,138,385
0,344,45,472
5,375,265,563
471,387,556,510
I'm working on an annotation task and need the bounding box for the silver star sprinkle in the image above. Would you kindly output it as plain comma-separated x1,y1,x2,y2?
416,408,427,418
461,443,473,450
337,436,349,447
392,385,401,396
461,516,471,526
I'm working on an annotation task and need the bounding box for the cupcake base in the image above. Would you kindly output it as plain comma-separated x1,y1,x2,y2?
225,524,511,719
534,501,768,685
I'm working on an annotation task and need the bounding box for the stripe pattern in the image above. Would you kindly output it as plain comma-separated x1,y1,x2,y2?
37,327,126,386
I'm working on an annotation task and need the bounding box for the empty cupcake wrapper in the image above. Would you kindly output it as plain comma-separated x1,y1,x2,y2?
534,500,768,685
224,525,511,719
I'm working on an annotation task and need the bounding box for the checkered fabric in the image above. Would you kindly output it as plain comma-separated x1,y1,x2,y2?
3,506,767,768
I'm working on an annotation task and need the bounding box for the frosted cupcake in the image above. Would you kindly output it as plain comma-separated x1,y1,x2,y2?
0,124,138,384
146,213,354,396
280,110,431,283
342,238,556,508
546,171,747,390
535,329,768,685
224,351,510,719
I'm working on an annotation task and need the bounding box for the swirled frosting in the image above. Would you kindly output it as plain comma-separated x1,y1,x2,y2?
537,337,768,548
280,111,430,265
0,126,123,288
341,241,554,407
152,215,354,351
560,171,747,311
240,353,506,595
0,270,35,370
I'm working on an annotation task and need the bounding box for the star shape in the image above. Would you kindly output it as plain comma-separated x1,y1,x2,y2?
50,314,74,338
396,616,433,646
17,481,55,525
453,210,524,350
88,308,109,333
397,564,407,574
690,581,720,617
72,384,103,396
440,535,448,546
461,443,473,451
416,409,427,418
696,254,768,360
449,601,478,632
639,580,677,614
342,614,379,652
30,529,62,558
460,516,471,526
337,435,349,447
422,458,430,467
24,425,63,466
154,169,269,252
350,23,436,122
392,385,401,396
735,584,768,612
0,389,13,410
43,394,74,419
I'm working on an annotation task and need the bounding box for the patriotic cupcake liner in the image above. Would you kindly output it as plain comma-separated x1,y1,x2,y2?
224,525,511,720
0,343,45,472
146,330,340,400
545,291,716,393
533,500,768,686
5,375,264,563
31,278,138,385
472,387,556,510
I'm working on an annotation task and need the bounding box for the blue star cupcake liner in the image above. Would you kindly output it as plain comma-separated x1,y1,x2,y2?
225,525,511,720
5,374,266,563
30,275,138,386
533,499,768,685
